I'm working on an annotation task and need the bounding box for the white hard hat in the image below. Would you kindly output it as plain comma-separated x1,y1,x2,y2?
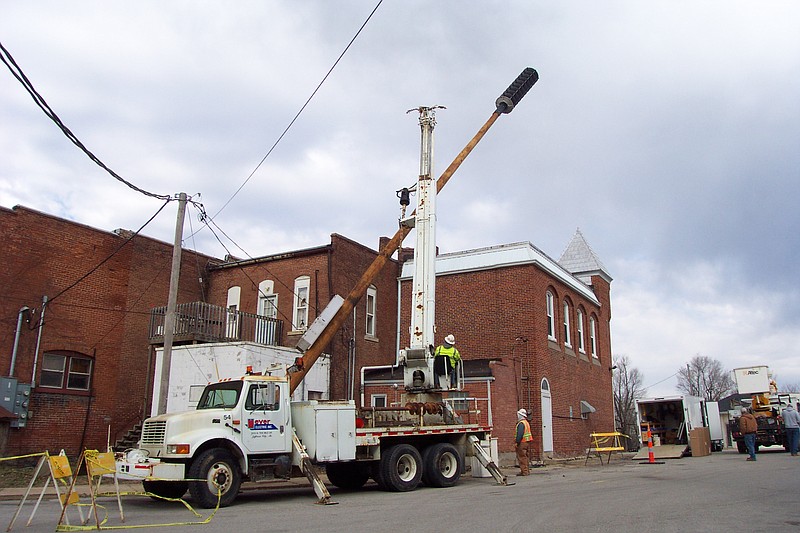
444,334,455,345
517,408,528,418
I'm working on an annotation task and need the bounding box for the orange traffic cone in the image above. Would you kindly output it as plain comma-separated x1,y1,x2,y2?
639,424,665,465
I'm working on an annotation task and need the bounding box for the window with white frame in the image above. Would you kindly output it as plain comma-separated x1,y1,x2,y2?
546,291,556,341
40,351,93,391
590,317,598,359
226,286,241,339
371,394,387,407
256,280,278,345
577,309,585,353
293,276,310,331
365,285,377,337
563,301,572,348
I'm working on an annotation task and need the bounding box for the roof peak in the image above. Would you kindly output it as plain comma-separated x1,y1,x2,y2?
558,228,612,281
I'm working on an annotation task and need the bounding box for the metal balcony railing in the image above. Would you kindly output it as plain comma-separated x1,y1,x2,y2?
148,301,284,347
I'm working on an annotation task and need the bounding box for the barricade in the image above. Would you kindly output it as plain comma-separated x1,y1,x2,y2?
1,449,221,531
585,432,628,465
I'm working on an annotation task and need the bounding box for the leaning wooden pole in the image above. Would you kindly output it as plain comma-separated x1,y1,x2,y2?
289,68,538,394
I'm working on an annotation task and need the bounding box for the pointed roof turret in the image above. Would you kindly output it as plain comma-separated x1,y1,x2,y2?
559,228,612,284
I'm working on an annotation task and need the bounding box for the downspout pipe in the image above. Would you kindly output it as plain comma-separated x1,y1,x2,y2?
10,306,29,377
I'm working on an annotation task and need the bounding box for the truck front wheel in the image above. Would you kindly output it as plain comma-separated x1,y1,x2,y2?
422,443,462,488
379,444,422,492
188,448,241,508
142,480,188,500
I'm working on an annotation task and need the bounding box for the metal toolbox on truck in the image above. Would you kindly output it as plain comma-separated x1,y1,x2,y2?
291,400,356,462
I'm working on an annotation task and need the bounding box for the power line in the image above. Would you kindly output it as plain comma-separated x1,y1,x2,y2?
210,0,384,220
644,372,679,390
47,199,171,305
0,40,172,201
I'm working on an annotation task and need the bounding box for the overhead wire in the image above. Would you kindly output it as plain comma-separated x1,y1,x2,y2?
191,202,301,325
208,0,384,221
46,199,172,305
0,40,172,201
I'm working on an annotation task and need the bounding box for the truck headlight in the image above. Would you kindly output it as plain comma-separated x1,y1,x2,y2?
166,444,190,455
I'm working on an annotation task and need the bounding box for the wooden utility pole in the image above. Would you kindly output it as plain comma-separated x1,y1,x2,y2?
156,192,187,415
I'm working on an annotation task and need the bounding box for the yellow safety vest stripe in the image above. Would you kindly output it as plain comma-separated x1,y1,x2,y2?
518,420,533,442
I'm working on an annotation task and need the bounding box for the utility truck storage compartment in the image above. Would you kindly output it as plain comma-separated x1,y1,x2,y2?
292,400,356,462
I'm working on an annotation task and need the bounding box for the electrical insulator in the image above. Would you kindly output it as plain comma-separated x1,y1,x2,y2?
495,67,539,114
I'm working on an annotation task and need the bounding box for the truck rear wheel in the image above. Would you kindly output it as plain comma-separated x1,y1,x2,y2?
142,480,188,500
379,444,422,492
422,443,462,488
325,462,370,490
188,448,241,508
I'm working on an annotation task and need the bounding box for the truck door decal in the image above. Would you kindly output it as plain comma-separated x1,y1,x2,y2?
247,419,278,431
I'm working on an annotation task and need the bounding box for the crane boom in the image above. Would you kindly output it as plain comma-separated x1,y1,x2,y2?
289,67,538,395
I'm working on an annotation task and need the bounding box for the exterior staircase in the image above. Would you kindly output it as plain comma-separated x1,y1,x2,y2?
114,422,143,451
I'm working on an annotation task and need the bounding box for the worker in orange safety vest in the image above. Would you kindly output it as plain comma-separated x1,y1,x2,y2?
515,408,533,476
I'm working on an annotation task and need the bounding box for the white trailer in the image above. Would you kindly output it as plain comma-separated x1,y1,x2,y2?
635,395,705,456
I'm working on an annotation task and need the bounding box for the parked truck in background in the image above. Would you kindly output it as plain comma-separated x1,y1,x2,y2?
727,365,792,454
635,395,723,455
115,69,539,507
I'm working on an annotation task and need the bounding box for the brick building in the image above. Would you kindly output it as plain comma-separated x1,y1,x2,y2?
1,204,613,461
0,205,399,457
365,234,614,459
0,205,211,457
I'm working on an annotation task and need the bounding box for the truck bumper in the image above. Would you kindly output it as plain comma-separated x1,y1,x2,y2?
116,455,186,482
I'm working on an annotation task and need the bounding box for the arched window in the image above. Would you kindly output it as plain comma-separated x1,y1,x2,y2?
226,286,241,339
590,316,598,359
546,291,556,341
576,308,586,353
256,280,278,345
563,300,572,348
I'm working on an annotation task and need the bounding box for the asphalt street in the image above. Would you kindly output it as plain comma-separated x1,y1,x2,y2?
1,448,797,532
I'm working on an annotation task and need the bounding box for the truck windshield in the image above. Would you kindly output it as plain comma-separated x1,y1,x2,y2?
196,382,243,410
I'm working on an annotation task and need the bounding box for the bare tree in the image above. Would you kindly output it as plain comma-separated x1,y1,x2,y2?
676,355,734,401
779,381,800,393
613,355,647,450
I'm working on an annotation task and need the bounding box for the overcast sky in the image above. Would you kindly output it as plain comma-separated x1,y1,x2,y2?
2,1,799,396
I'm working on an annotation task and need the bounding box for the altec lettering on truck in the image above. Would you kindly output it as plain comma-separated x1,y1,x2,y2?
116,68,539,508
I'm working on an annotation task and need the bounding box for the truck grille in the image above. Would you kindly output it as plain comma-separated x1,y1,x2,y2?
140,421,167,445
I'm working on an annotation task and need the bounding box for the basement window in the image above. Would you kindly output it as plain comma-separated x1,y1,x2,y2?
40,351,93,392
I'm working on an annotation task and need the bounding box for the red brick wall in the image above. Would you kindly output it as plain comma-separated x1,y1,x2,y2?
206,234,399,404
0,206,209,457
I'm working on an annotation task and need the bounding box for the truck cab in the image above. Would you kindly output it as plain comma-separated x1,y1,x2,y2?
123,374,297,507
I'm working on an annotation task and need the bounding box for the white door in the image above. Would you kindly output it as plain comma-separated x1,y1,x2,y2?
256,293,278,344
541,378,554,453
241,382,292,454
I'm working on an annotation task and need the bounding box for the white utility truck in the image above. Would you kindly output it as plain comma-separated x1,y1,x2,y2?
635,395,723,456
116,68,539,508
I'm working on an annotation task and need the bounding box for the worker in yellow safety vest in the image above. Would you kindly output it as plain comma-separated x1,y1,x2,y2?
434,334,461,388
515,408,533,476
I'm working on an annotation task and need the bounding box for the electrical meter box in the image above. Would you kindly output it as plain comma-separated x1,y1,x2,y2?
0,377,32,428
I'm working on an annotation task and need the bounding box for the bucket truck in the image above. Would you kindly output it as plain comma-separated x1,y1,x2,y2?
116,68,539,508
